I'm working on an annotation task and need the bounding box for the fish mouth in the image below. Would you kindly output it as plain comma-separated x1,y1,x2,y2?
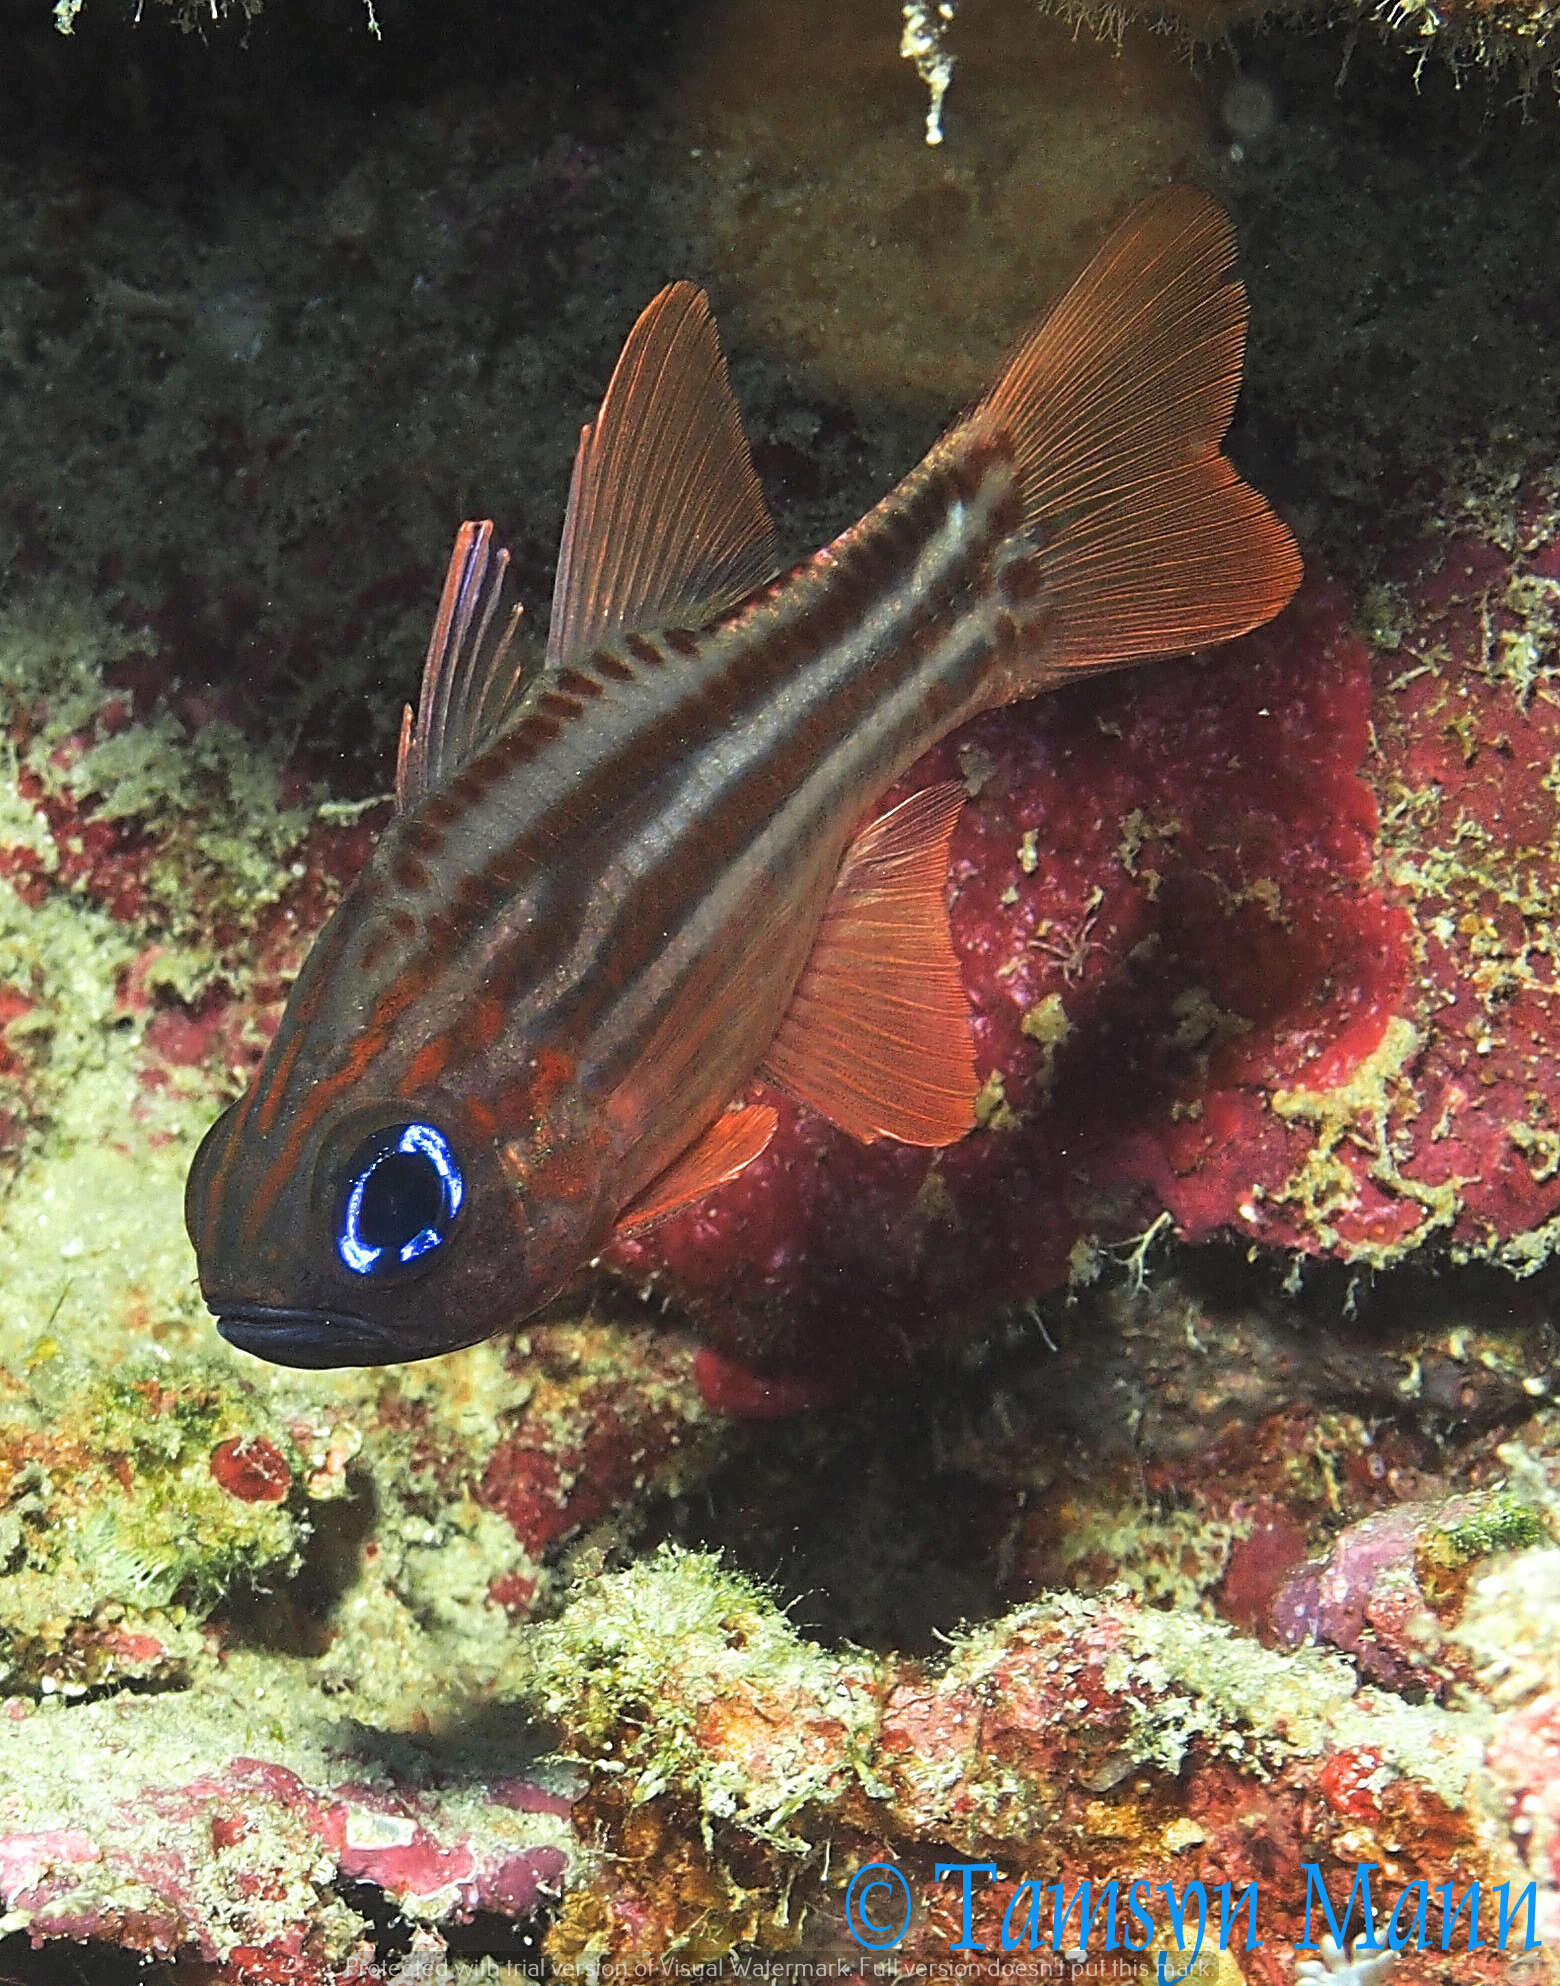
214,1303,400,1369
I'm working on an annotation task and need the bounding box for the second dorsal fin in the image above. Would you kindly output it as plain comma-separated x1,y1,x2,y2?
546,282,780,671
396,520,530,811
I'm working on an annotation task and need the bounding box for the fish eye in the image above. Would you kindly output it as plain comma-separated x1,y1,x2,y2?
337,1121,464,1278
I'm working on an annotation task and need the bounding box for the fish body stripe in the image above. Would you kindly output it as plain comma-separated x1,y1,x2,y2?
241,432,1025,1216
190,192,1305,1367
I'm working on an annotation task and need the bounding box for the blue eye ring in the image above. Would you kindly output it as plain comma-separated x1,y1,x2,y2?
337,1121,465,1278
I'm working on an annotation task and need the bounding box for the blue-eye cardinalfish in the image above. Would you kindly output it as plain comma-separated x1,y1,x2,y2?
187,189,1301,1369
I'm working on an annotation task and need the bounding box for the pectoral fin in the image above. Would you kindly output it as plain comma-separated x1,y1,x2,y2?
612,1102,779,1238
760,782,977,1146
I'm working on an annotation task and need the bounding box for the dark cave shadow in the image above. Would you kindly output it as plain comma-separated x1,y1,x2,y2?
0,0,702,182
1225,26,1560,586
640,1240,1558,1656
220,1461,379,1658
0,0,719,792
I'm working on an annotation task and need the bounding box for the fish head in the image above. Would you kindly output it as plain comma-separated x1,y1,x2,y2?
186,1069,606,1369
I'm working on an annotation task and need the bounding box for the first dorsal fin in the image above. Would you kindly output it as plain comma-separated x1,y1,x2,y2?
396,520,530,811
546,282,780,671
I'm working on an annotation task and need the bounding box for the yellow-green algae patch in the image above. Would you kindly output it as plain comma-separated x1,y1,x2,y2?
1052,1500,1237,1612
518,1545,885,1848
1,593,310,972
0,585,714,1738
1477,1210,1560,1278
0,885,208,1358
0,587,308,1358
1020,990,1072,1095
1268,1014,1463,1265
518,1546,1487,1837
1104,1605,1482,1802
0,1349,306,1694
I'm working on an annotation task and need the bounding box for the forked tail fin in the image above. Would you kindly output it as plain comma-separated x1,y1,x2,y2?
971,187,1301,683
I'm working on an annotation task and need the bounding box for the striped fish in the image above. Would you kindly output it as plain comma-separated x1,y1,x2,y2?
187,188,1300,1368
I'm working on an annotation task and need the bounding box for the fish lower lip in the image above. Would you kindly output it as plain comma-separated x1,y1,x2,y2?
215,1304,398,1369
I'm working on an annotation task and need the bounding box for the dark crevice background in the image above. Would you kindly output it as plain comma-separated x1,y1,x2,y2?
647,1243,1558,1653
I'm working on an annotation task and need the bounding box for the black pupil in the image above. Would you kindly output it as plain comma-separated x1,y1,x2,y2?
359,1148,445,1252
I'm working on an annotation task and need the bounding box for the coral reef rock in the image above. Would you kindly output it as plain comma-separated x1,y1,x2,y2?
616,500,1560,1381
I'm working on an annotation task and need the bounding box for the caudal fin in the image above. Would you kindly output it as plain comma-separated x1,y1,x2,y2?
974,188,1301,678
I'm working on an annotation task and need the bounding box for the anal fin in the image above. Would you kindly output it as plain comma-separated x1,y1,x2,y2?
760,782,977,1146
612,1103,778,1239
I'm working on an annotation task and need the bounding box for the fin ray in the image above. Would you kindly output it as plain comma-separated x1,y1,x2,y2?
612,1102,778,1237
972,187,1301,679
760,782,977,1146
397,520,530,810
547,283,780,671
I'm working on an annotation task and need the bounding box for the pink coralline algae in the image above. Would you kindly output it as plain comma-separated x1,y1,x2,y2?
1487,1690,1560,1949
1267,1493,1521,1697
610,503,1560,1383
0,1700,573,1978
473,1317,717,1572
322,1773,569,1912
